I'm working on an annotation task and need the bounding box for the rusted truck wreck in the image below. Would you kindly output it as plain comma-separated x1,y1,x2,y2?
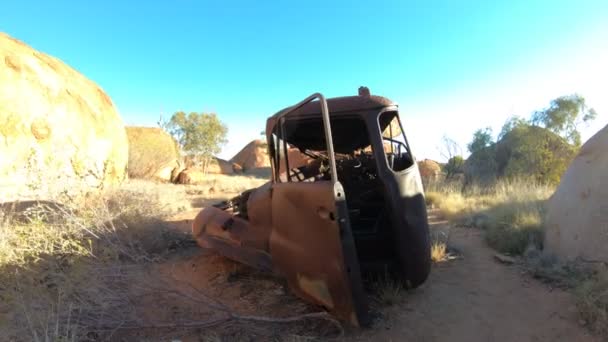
192,88,430,326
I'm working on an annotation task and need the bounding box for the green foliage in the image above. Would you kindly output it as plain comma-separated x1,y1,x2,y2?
466,125,575,186
439,135,463,179
464,94,593,186
531,94,597,146
444,155,464,179
495,125,576,185
498,115,527,140
166,112,228,160
467,127,493,154
464,145,498,185
465,128,497,184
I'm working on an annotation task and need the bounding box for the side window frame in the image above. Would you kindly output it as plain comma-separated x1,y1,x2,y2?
271,118,295,183
377,109,414,172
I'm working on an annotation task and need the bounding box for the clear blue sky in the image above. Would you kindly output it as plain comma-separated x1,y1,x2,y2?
3,0,607,160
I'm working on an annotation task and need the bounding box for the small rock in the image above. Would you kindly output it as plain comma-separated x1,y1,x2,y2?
494,253,516,265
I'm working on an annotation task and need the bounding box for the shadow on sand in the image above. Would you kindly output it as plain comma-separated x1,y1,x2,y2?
0,199,339,341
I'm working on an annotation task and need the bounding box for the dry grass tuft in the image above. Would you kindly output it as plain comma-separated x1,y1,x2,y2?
426,178,553,255
431,241,448,263
184,174,268,196
0,180,193,341
1,176,334,341
371,273,406,306
429,177,608,338
575,270,608,336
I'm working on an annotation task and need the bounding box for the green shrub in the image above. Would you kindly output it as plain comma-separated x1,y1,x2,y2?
464,125,577,186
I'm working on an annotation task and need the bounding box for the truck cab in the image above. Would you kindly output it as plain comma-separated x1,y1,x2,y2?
192,88,431,326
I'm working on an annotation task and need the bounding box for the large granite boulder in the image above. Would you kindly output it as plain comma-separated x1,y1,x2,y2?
230,140,270,172
175,168,205,185
544,124,608,262
175,158,236,185
0,33,128,199
206,157,235,175
417,159,442,182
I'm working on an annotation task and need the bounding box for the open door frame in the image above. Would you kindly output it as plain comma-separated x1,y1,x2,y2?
268,93,370,326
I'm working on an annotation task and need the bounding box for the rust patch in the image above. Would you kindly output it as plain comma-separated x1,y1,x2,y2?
30,118,51,140
297,274,334,309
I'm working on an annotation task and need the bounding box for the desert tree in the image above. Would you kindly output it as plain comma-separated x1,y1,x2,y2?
467,127,494,154
498,115,528,140
531,94,597,146
439,135,464,179
157,114,171,132
165,112,228,173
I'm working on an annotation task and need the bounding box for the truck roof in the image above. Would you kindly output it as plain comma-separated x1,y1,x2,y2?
269,94,396,121
265,93,399,153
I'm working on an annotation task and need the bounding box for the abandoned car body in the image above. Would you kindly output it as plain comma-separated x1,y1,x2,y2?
192,88,431,326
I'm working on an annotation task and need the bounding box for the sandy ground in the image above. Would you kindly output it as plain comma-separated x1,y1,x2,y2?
117,195,599,341
355,213,598,342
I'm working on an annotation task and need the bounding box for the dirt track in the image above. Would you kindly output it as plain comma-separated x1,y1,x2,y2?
138,206,598,341
355,213,598,342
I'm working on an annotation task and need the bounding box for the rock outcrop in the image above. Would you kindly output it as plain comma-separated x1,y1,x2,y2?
544,124,608,262
0,33,128,199
175,168,202,185
230,140,270,172
206,157,235,175
175,158,236,185
417,159,442,182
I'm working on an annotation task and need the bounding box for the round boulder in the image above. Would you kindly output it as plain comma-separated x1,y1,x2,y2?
126,126,181,181
205,157,235,175
0,33,128,199
417,159,442,182
544,124,608,262
175,168,206,185
230,140,270,172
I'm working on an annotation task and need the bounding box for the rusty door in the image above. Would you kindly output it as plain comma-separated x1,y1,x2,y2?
269,180,369,326
266,93,369,325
